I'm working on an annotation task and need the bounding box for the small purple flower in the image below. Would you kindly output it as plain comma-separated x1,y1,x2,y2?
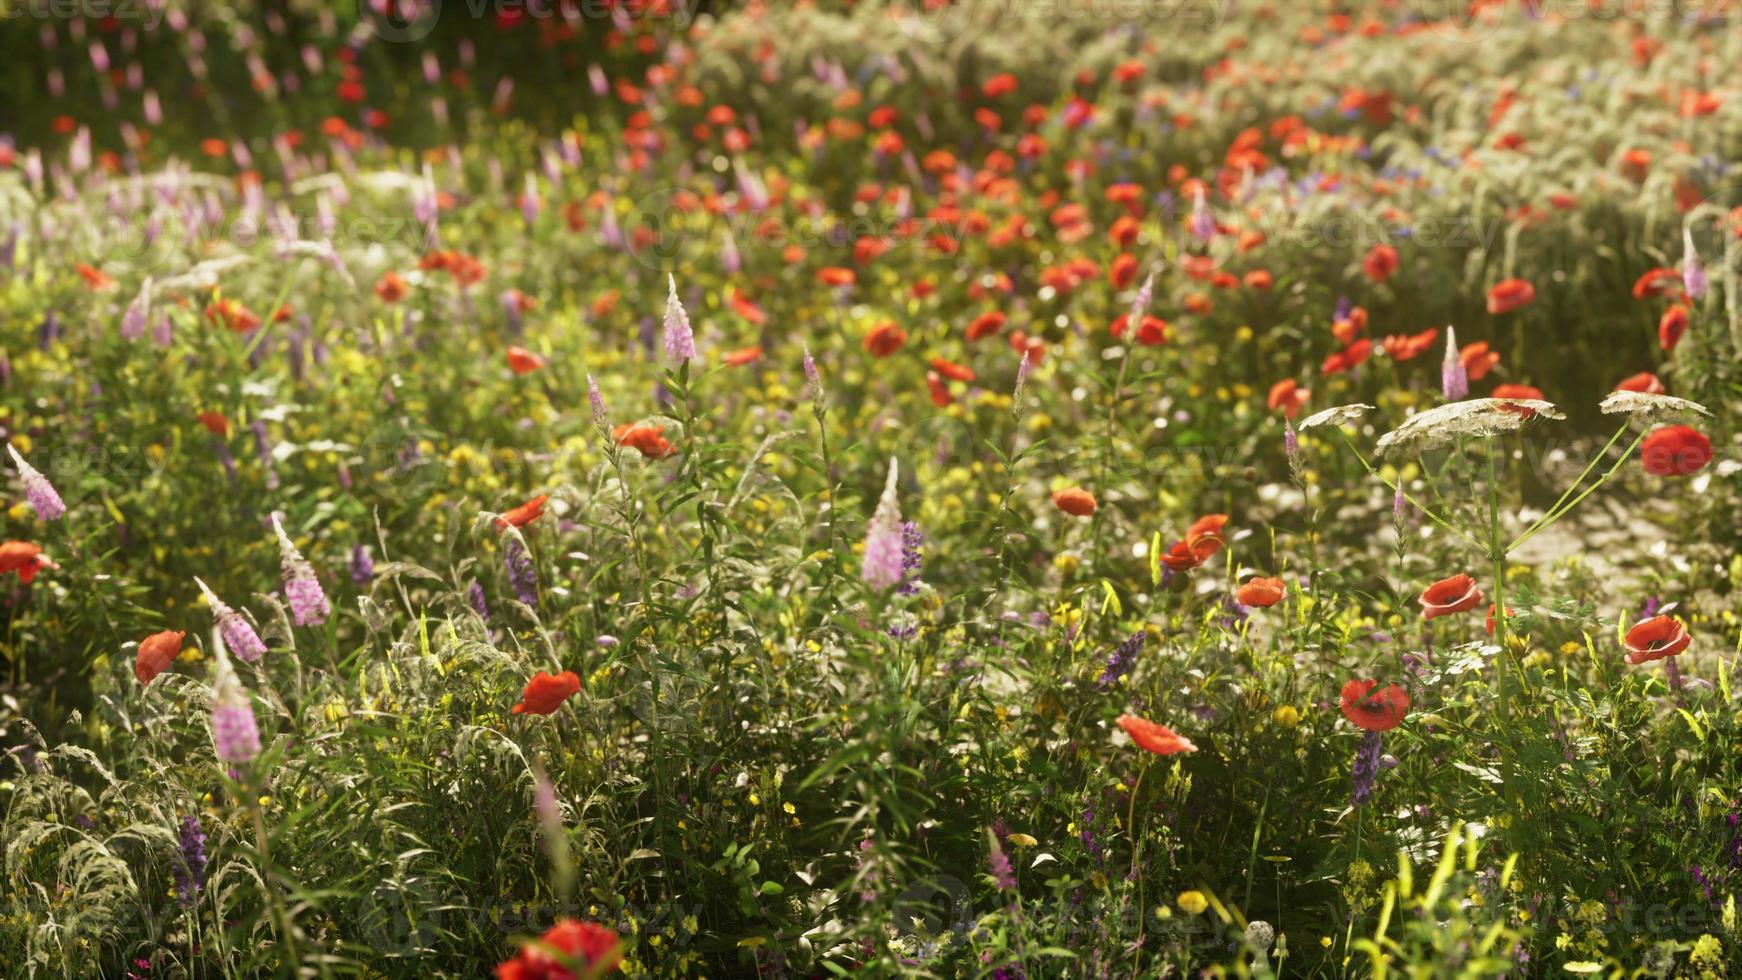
587,374,608,426
861,460,904,590
504,535,538,606
349,545,374,585
1352,730,1383,806
896,522,924,596
1283,420,1300,465
987,840,1016,891
662,274,696,363
1188,188,1215,242
1683,227,1709,301
121,285,150,341
8,445,65,521
1128,271,1154,323
195,577,267,663
467,580,489,620
211,660,261,766
272,515,330,626
38,311,60,351
1440,325,1468,401
803,345,823,408
174,814,207,907
1097,630,1147,689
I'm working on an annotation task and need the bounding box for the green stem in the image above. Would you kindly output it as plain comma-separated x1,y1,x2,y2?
1511,423,1630,545
1337,432,1483,552
1487,437,1509,725
1508,428,1648,552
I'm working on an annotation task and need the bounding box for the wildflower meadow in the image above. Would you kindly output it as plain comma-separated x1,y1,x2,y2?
4,1,1742,976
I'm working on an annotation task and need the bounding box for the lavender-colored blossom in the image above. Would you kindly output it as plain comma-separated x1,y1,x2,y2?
38,311,60,350
803,345,822,405
987,841,1016,891
1097,630,1147,688
8,446,64,521
252,421,278,490
1440,325,1468,401
587,374,608,426
211,659,261,766
662,273,696,362
1283,420,1300,465
520,173,540,225
120,293,147,340
861,460,904,590
1014,351,1033,404
1188,188,1215,242
1683,227,1709,301
349,544,374,584
1393,482,1407,517
195,577,267,663
174,814,207,907
504,535,538,606
271,514,330,626
467,580,490,620
896,522,924,596
1351,730,1383,806
1128,271,1154,323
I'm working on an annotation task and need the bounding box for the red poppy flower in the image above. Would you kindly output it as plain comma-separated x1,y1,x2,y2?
1116,714,1198,755
724,346,764,367
924,371,954,407
863,322,908,357
75,263,115,290
816,267,856,287
1051,488,1097,517
495,918,622,979
506,347,547,375
1339,679,1410,732
1321,338,1373,375
930,357,975,383
1460,342,1501,381
1243,269,1273,291
1658,305,1689,351
1632,267,1682,300
1623,615,1691,665
1331,306,1368,345
375,271,409,303
1419,573,1484,619
1381,329,1438,362
1267,378,1310,418
1160,515,1228,570
1109,313,1168,346
135,630,186,685
1362,243,1399,283
1236,576,1286,608
966,311,1007,341
197,411,230,436
1108,253,1139,289
206,297,261,332
1615,371,1665,394
1485,278,1535,314
612,423,676,459
1492,383,1545,417
0,541,55,584
1484,604,1515,635
511,671,581,716
496,494,548,532
1640,425,1712,477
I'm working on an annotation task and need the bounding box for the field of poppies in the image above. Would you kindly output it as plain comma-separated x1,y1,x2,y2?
3,0,1742,976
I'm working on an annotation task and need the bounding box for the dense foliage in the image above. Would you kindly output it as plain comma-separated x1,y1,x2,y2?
2,1,1742,976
